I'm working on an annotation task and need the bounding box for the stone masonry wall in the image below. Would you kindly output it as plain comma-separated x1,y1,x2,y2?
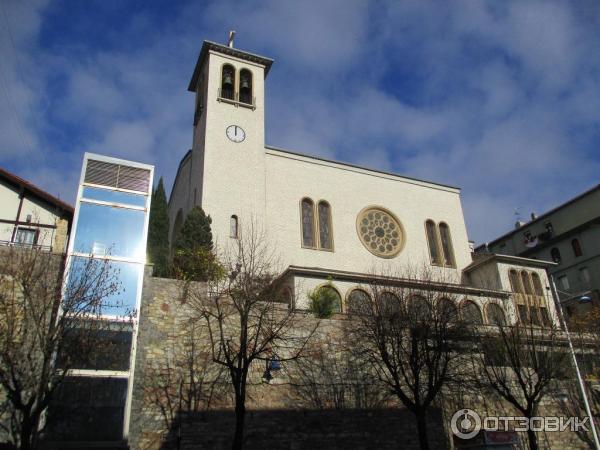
129,269,595,450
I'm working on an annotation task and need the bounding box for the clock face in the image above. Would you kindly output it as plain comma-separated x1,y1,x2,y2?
226,125,246,143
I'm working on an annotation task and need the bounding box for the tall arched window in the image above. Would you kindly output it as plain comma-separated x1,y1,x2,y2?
347,289,370,315
486,303,506,326
531,273,544,296
301,198,315,248
508,269,522,293
239,69,253,105
571,238,583,257
221,65,235,100
550,247,561,264
318,201,333,250
408,295,431,322
520,271,533,295
539,307,551,327
425,220,441,265
230,215,239,239
379,292,400,316
438,222,456,267
462,301,483,325
438,298,458,322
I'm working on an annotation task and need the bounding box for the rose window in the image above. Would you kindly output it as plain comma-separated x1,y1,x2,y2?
356,207,404,258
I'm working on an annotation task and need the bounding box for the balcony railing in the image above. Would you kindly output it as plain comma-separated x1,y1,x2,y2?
0,240,52,252
217,88,256,110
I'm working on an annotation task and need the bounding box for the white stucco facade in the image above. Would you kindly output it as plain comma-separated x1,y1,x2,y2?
168,40,558,325
0,170,72,252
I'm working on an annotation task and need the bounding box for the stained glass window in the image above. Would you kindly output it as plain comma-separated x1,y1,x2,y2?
318,201,332,250
426,220,441,264
438,223,455,267
357,207,404,258
301,198,315,247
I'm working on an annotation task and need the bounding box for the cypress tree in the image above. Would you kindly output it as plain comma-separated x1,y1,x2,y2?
173,206,213,252
172,206,222,281
147,177,170,277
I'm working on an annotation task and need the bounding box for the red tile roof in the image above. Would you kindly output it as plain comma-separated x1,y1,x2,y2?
0,166,74,216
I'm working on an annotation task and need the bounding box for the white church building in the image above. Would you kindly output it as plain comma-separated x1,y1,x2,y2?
168,38,558,327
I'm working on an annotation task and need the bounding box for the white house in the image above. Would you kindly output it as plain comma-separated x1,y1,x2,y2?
168,38,558,327
0,167,73,253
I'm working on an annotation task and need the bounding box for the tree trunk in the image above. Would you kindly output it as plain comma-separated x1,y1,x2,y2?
20,410,42,450
526,427,538,450
232,393,246,450
415,410,430,450
19,419,32,450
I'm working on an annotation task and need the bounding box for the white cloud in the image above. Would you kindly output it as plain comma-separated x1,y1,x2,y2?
90,122,156,162
1,0,599,245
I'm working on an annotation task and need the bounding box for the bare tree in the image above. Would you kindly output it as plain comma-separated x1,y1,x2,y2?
144,319,227,449
555,377,599,449
348,266,469,450
472,319,571,450
287,337,391,410
559,304,600,448
186,224,317,450
0,245,121,449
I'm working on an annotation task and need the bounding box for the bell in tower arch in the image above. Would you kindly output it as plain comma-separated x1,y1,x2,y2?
239,69,252,105
221,65,235,100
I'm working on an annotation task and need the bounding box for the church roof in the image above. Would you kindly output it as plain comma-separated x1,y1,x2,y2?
265,145,461,192
188,40,274,91
462,253,556,273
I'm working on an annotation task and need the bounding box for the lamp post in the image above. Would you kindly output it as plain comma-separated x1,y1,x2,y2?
549,276,600,449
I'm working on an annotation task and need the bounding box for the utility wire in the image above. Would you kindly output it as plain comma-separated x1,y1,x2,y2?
0,0,36,155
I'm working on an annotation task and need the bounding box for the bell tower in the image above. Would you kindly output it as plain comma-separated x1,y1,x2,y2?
177,34,274,247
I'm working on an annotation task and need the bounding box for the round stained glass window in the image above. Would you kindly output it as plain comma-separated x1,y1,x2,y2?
356,207,405,258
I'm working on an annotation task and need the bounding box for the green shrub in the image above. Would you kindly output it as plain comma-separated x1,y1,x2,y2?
308,283,340,319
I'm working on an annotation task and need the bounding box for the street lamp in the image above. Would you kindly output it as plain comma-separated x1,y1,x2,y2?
549,277,600,449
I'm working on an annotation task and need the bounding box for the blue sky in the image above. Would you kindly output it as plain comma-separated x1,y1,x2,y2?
1,0,599,245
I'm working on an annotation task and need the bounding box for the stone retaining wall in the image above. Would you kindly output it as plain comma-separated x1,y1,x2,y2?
129,270,595,450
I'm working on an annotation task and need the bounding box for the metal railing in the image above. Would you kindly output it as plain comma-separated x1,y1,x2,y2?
217,88,256,108
0,240,52,252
